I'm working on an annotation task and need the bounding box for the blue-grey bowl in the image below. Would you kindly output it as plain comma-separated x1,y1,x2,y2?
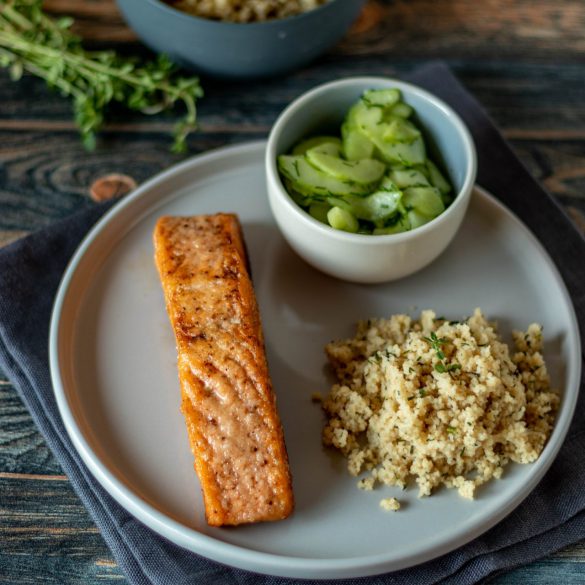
116,0,365,79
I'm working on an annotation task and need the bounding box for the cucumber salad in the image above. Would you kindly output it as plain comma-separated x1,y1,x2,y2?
277,88,453,235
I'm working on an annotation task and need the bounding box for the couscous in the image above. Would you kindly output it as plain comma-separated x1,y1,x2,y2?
166,0,328,23
321,309,559,503
380,497,401,512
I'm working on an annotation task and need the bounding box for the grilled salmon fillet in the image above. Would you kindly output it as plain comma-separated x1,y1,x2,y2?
153,214,294,526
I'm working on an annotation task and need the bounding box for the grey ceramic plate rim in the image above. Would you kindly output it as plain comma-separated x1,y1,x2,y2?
49,141,582,579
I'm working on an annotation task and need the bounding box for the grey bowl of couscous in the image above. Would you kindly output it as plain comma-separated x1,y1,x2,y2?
116,0,365,78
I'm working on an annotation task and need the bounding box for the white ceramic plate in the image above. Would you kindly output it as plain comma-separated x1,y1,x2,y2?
50,141,581,579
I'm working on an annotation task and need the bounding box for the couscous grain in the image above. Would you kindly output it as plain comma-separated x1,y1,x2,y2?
380,497,401,512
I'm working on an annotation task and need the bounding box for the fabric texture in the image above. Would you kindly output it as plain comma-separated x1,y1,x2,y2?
0,62,584,585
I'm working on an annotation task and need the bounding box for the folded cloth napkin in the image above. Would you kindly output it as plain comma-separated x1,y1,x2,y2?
0,62,584,585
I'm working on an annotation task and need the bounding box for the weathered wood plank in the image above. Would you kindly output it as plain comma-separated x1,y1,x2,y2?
44,0,136,43
0,475,125,583
0,385,62,475
0,128,186,230
0,477,99,544
1,60,584,134
0,230,28,247
508,138,585,209
0,559,124,585
340,0,585,59
494,559,585,584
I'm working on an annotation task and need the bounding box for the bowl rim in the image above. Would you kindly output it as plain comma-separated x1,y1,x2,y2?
265,76,478,245
131,0,353,28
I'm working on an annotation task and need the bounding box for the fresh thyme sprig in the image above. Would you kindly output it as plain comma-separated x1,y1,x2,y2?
423,331,461,374
0,0,203,152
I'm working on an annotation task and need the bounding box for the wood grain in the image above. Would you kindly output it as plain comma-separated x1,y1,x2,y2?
1,0,585,583
340,0,585,58
0,384,61,475
0,475,122,584
44,0,136,43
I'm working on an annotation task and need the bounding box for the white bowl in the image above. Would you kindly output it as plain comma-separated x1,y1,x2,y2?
265,77,477,283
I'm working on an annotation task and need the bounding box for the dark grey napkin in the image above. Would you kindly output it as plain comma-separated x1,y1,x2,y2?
0,62,584,585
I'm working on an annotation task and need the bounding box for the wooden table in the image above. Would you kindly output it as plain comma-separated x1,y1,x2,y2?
1,1,584,582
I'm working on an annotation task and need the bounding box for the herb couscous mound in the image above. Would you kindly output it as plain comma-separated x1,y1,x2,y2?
321,309,559,501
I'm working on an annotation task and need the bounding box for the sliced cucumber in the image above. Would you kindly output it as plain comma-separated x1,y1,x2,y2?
292,136,341,156
327,207,359,233
407,210,432,229
378,175,401,191
342,122,375,160
325,195,351,211
373,216,411,235
283,178,311,208
354,189,402,224
278,155,372,198
412,163,431,180
365,125,427,166
351,100,384,130
402,186,445,218
382,117,421,143
308,202,331,224
349,96,426,166
323,188,402,225
389,168,431,189
362,88,401,108
426,159,452,196
389,102,413,118
305,149,385,185
310,142,342,157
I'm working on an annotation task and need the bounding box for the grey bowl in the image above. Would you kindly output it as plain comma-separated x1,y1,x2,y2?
116,0,365,79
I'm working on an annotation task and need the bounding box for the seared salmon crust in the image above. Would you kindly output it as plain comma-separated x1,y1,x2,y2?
153,214,294,526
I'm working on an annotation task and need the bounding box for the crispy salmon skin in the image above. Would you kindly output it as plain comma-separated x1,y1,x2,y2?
153,214,294,526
